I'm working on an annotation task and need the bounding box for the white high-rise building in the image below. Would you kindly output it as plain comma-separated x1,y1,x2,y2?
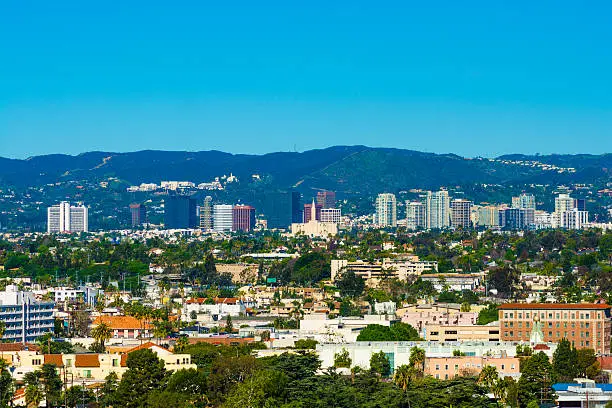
213,204,233,232
561,208,589,230
47,202,88,233
425,190,450,229
406,201,426,230
375,194,397,227
555,193,574,214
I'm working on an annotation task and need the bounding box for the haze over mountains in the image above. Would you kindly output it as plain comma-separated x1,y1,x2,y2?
0,146,610,193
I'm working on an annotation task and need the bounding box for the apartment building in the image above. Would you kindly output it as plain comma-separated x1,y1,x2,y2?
0,285,55,343
424,323,500,342
330,257,438,283
498,303,611,354
425,356,520,380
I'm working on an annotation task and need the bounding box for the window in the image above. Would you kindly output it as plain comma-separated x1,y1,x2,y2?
33,359,41,365
112,359,119,367
84,370,92,378
66,359,72,367
445,365,448,370
501,364,505,370
435,364,440,370
518,313,522,318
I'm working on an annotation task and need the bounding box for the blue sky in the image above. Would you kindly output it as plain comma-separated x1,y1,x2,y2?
1,1,611,158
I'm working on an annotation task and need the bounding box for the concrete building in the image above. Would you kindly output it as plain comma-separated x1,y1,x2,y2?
406,201,426,230
554,380,612,408
450,199,472,229
477,205,500,228
498,303,611,354
419,273,482,292
555,193,575,214
91,316,152,340
320,208,341,223
424,323,500,342
0,285,54,343
213,204,233,232
182,297,247,322
499,207,534,230
47,201,89,233
425,356,520,380
164,194,198,229
199,196,213,230
561,208,589,230
425,190,450,229
331,257,438,284
375,193,397,227
291,199,338,238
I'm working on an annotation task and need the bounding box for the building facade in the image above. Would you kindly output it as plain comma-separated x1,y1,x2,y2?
199,196,213,230
375,193,397,227
232,205,256,232
426,190,450,229
129,203,146,227
47,202,89,233
316,191,336,208
164,194,198,229
320,208,341,223
0,285,54,343
406,201,426,230
451,199,472,229
498,303,611,354
303,202,322,222
512,193,536,210
213,204,233,232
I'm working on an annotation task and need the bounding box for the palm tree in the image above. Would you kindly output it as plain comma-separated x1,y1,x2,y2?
478,365,499,392
25,384,43,408
409,346,426,372
174,336,189,353
393,364,412,391
91,322,113,352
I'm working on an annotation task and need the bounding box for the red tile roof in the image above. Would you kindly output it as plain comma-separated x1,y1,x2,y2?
0,343,39,352
93,315,152,329
44,354,64,367
498,303,610,310
75,354,100,368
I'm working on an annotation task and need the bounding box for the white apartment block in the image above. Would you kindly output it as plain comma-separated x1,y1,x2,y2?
406,201,426,230
47,201,88,233
0,285,55,343
331,257,438,283
426,190,450,229
561,208,589,229
375,193,397,227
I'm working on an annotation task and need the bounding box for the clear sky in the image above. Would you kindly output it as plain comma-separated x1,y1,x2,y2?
1,1,611,158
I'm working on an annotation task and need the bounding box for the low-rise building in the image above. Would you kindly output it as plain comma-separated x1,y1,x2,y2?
423,322,500,342
91,315,152,340
425,356,520,380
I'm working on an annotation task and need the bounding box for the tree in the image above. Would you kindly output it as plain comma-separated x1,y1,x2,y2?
389,322,420,341
174,336,189,353
225,315,233,333
478,365,499,392
487,266,519,297
98,372,119,407
63,385,95,408
224,369,288,408
477,303,499,325
552,338,578,382
40,363,63,408
576,348,598,378
526,401,540,408
336,270,365,298
25,384,44,408
334,348,352,368
113,349,169,408
393,364,419,391
409,346,426,372
460,301,471,312
518,352,554,407
91,322,113,352
357,323,420,341
294,339,318,350
0,360,13,407
370,351,391,377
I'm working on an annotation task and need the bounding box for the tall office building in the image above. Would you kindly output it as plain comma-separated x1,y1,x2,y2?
199,196,213,230
499,208,534,230
47,202,89,233
232,205,256,232
320,208,341,223
406,201,426,230
425,190,450,229
316,191,336,209
164,194,198,229
375,193,397,227
0,285,55,343
303,202,323,222
512,193,536,210
129,203,146,227
477,206,500,227
213,204,233,232
450,199,472,229
555,193,574,214
261,191,301,229
574,198,586,211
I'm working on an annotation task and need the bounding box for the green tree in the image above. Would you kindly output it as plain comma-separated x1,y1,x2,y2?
477,303,499,325
478,365,499,392
40,363,63,408
114,349,169,408
91,322,113,352
576,348,598,378
518,352,554,407
552,338,578,382
409,346,426,372
336,270,365,298
0,360,13,407
294,339,318,350
223,369,289,408
370,351,391,377
334,348,352,368
62,385,95,408
225,315,234,333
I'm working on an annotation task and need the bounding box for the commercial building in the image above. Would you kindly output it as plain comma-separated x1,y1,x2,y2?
261,191,301,229
316,191,336,208
164,194,198,229
561,208,589,230
232,205,256,232
47,201,89,233
419,273,482,292
129,203,146,227
499,207,534,230
555,193,575,214
0,285,55,343
291,200,338,238
425,190,450,229
320,208,341,223
375,193,397,227
213,204,233,232
331,257,438,284
477,205,500,228
498,303,611,354
423,323,500,342
406,201,426,230
424,356,520,380
450,199,472,229
303,202,322,222
199,196,213,230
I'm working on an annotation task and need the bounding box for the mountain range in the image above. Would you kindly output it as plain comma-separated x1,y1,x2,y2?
0,146,610,193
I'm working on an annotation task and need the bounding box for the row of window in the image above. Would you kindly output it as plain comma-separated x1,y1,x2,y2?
503,311,602,320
